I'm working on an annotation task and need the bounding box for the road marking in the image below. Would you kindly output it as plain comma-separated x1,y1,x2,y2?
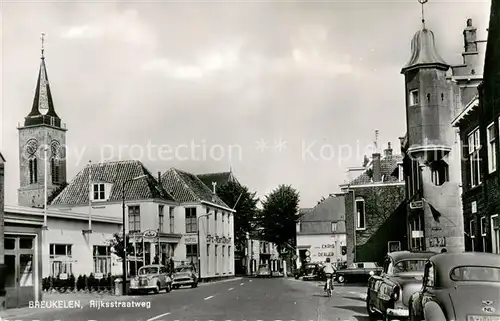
204,295,214,300
228,287,234,291
240,282,244,285
146,312,171,321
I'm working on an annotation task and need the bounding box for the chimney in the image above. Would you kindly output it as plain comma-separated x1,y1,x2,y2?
384,142,393,157
212,182,217,194
463,18,478,52
372,152,382,182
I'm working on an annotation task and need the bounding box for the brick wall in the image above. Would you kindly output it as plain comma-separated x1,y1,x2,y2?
345,184,406,265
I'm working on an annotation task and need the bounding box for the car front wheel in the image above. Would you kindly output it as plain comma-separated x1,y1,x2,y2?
366,294,378,320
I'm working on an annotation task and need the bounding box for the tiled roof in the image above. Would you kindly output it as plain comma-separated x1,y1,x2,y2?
347,154,404,186
299,196,345,222
51,160,176,205
197,171,238,189
162,168,230,209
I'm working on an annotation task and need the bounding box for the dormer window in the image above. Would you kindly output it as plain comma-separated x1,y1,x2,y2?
409,89,419,106
93,183,106,200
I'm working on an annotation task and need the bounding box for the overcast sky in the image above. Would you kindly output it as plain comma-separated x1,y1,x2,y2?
0,0,490,208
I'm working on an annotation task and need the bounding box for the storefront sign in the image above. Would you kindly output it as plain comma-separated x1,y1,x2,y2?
184,235,198,244
428,236,446,248
94,273,103,280
318,252,334,257
206,235,232,244
59,273,68,280
321,244,335,249
143,230,158,238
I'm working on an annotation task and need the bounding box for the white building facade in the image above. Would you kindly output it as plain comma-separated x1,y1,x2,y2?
296,196,347,267
162,169,235,281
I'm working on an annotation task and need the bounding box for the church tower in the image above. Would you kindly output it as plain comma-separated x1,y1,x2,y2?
18,35,67,207
402,2,465,253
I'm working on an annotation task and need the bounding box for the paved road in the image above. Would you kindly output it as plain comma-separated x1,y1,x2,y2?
2,278,370,321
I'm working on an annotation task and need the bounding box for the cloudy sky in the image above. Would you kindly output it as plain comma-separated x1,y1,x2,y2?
0,0,490,208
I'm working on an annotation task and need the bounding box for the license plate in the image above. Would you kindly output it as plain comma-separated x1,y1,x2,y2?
468,315,500,321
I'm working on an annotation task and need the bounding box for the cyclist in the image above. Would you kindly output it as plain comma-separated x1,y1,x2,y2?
323,258,336,291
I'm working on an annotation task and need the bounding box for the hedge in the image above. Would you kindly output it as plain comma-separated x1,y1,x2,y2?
42,273,122,293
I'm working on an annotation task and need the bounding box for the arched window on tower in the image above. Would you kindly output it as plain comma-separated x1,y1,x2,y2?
29,157,38,184
51,158,60,184
430,160,449,186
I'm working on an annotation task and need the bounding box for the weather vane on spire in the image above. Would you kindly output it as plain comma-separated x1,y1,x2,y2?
41,32,45,58
418,0,428,29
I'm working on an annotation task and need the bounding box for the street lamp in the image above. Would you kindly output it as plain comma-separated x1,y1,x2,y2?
121,174,147,295
197,213,212,281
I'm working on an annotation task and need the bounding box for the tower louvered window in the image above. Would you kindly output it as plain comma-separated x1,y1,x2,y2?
51,158,60,184
29,158,38,184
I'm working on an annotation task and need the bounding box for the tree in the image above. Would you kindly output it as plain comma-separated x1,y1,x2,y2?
108,233,135,260
216,181,259,251
258,185,300,255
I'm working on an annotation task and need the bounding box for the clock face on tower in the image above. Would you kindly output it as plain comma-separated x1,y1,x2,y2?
24,139,39,159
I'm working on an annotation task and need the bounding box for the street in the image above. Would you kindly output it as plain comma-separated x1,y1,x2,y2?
2,278,369,321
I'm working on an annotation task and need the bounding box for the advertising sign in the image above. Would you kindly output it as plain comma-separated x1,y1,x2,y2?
184,235,198,244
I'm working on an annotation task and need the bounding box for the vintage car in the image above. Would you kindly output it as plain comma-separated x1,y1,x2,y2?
129,264,172,294
172,265,198,289
295,263,323,281
409,252,500,321
257,264,272,278
336,261,383,283
366,251,436,320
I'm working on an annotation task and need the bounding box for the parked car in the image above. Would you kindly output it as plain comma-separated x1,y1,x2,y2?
409,252,500,321
172,265,198,289
294,263,322,281
129,264,172,294
336,262,383,283
257,264,272,278
366,251,436,320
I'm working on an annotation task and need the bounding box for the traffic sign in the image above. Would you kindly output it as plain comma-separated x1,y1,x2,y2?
305,257,311,262
305,250,311,257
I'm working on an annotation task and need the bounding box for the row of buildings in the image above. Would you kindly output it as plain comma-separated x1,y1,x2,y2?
0,47,257,309
295,7,499,267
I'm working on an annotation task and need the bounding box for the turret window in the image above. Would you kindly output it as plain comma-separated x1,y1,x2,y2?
409,89,419,106
430,160,449,186
29,158,38,184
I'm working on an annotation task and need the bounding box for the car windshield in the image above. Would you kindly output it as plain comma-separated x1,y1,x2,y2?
393,260,427,273
451,266,500,282
175,266,192,272
138,267,158,275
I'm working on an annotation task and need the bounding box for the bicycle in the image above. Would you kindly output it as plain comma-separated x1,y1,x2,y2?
324,273,334,297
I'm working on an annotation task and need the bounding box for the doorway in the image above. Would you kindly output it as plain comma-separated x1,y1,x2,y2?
5,235,35,309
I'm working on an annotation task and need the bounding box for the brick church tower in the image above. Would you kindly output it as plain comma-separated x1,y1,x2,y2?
17,38,67,207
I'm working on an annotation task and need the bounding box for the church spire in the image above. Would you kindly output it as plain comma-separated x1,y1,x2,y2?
24,33,61,127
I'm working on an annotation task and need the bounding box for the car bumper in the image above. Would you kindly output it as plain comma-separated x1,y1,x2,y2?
129,285,157,291
172,280,194,285
386,307,409,318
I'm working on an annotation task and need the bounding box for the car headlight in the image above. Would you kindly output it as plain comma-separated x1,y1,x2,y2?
391,285,400,301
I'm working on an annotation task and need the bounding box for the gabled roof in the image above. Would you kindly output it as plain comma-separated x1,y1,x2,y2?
162,168,230,209
51,160,175,205
342,154,404,186
197,171,238,189
299,196,345,222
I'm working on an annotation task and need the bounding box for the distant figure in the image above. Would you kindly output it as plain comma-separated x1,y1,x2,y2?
441,248,447,253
